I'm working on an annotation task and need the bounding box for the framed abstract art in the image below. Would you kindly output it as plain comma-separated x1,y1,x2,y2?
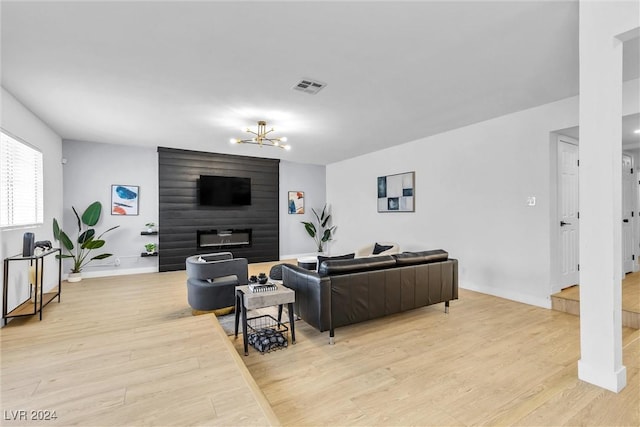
377,172,414,212
111,185,139,215
288,191,305,214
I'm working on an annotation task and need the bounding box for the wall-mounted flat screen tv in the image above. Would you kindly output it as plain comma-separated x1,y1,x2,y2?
199,175,251,206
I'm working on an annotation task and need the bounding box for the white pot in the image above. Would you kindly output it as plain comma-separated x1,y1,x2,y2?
67,272,82,282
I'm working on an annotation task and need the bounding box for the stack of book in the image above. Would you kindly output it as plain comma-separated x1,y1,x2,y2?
248,283,277,293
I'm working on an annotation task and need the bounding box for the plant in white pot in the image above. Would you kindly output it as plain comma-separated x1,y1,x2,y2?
301,204,336,253
53,201,119,282
145,222,156,233
145,243,157,254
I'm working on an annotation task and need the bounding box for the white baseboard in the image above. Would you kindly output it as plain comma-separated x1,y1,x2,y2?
63,267,158,280
279,252,318,261
460,282,552,309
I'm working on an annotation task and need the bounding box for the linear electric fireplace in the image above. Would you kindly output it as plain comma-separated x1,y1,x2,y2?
197,229,252,249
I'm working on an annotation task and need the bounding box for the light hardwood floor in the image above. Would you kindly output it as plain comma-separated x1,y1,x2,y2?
2,269,639,426
0,271,278,426
551,271,640,329
234,271,639,426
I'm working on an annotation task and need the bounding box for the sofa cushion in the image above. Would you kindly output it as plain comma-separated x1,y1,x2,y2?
372,242,394,255
317,252,355,268
318,255,396,276
393,249,449,266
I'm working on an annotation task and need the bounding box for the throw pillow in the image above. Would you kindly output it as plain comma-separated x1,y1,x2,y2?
317,253,356,266
372,243,394,255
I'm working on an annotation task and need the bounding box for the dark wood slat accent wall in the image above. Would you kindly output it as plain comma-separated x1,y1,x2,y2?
158,147,280,272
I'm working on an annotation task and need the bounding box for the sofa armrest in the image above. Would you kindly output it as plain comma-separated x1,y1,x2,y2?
282,264,331,332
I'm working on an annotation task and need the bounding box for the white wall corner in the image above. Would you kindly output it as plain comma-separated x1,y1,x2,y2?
459,282,552,309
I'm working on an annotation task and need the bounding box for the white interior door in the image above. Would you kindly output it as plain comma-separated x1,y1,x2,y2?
558,137,580,289
622,154,634,273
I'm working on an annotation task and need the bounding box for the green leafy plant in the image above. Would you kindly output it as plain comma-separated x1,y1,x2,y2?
53,201,119,273
301,204,336,253
145,222,155,229
145,243,157,253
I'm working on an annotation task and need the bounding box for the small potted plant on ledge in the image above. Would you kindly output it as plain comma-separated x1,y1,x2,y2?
144,243,157,255
145,222,156,233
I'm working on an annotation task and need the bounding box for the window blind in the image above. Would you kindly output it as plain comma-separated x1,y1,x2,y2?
0,130,44,228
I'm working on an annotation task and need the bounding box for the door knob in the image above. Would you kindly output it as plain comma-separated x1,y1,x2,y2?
560,221,571,226
623,219,629,223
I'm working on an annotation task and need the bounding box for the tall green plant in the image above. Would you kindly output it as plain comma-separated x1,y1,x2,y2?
301,204,336,253
53,201,119,273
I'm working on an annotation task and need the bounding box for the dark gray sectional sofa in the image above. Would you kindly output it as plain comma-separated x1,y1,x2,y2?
282,249,458,343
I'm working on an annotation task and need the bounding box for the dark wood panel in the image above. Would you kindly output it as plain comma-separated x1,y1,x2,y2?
158,147,279,272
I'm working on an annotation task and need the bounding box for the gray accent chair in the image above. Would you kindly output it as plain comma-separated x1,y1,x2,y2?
186,252,249,311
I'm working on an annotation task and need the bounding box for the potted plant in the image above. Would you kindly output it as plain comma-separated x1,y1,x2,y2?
145,222,156,233
301,204,336,253
145,243,157,254
53,201,119,282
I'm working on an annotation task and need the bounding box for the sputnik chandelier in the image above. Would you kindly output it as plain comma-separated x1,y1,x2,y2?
230,120,290,150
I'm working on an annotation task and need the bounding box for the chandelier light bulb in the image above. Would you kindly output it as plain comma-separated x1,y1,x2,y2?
284,145,291,151
634,129,640,134
280,136,288,142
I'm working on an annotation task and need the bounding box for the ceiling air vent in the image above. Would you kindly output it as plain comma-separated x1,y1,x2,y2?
292,78,326,95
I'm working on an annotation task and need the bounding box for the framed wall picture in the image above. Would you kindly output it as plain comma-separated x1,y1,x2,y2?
377,171,415,212
111,185,139,215
288,191,305,214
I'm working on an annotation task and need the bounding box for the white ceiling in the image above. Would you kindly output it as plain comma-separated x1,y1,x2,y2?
1,1,638,165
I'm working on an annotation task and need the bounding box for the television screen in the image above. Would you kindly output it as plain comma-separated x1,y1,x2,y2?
199,175,251,206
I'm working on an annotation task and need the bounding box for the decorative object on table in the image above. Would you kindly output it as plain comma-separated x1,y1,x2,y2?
33,240,53,256
22,232,35,257
144,243,157,254
288,191,304,214
249,275,258,283
230,120,291,150
377,171,415,212
53,201,119,280
301,204,336,253
111,185,139,215
257,272,268,284
34,240,52,250
248,283,277,293
144,222,156,233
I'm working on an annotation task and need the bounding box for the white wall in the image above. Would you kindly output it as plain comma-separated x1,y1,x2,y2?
0,87,63,316
327,79,639,309
279,161,326,258
61,140,159,277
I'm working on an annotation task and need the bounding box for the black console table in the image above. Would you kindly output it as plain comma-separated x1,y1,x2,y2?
2,248,62,325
